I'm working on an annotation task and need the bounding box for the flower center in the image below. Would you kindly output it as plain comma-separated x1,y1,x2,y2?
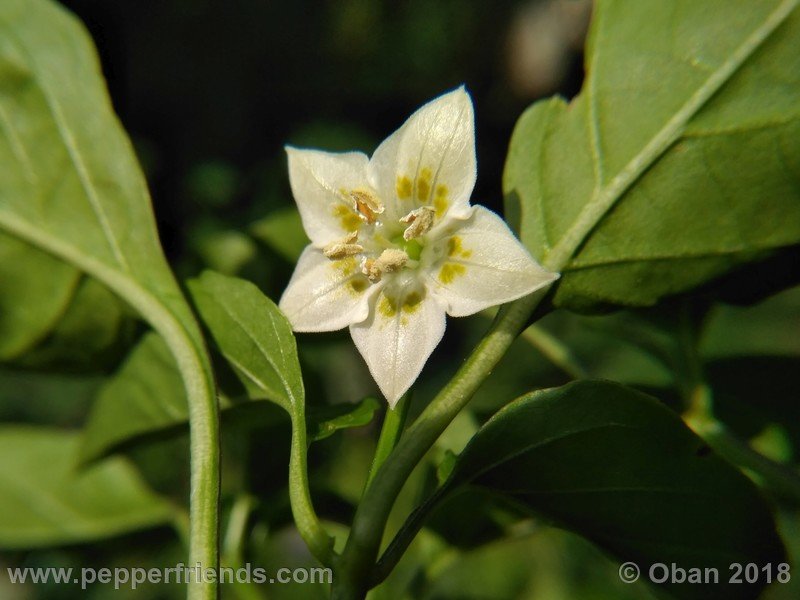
323,191,439,284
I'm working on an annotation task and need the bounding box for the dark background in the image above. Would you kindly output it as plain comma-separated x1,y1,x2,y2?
58,0,588,296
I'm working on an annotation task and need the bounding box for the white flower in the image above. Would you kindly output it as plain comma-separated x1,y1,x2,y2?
279,88,558,406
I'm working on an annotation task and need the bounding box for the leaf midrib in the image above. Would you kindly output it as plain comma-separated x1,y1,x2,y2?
201,288,299,410
542,0,799,273
0,20,130,271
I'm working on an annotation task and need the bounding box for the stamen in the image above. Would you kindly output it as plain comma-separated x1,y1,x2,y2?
400,206,435,240
362,248,408,282
323,231,363,259
351,190,384,224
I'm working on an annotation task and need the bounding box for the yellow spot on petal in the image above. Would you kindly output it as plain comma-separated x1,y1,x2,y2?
333,203,361,232
447,236,472,259
434,185,449,217
349,277,369,295
396,175,413,199
402,291,423,313
333,256,358,277
378,289,424,318
439,262,466,284
378,295,398,318
416,167,432,201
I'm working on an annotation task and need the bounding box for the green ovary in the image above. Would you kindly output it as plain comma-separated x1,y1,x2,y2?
389,235,423,262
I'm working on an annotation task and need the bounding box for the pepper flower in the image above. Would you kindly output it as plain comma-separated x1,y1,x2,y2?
279,88,558,406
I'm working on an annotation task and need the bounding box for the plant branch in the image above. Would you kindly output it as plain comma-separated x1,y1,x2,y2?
0,212,220,600
333,286,550,599
289,411,335,565
520,324,588,379
365,392,411,491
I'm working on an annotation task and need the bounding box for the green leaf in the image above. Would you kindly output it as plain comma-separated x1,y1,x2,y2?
79,333,186,464
0,0,218,579
11,277,137,372
307,397,381,443
79,334,376,463
0,0,205,352
0,426,174,549
504,0,800,310
701,284,800,359
250,207,309,264
438,381,785,600
188,270,303,412
706,357,800,454
0,233,78,360
187,270,333,561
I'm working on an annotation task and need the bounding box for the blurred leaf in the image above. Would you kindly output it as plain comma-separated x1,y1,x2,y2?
79,333,186,464
0,426,173,549
535,309,677,387
423,488,520,550
701,285,800,359
192,227,257,276
12,277,137,372
434,380,785,600
250,207,309,264
0,368,101,424
706,356,800,454
0,233,78,361
504,0,800,310
81,266,366,462
0,0,210,380
418,526,659,600
185,160,239,208
421,534,534,600
307,397,380,443
188,270,302,411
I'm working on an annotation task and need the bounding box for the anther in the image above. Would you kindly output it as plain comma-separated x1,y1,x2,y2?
351,190,384,224
323,231,363,259
400,206,435,240
362,248,408,282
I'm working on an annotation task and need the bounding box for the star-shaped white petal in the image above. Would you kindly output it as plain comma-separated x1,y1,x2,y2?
279,87,558,406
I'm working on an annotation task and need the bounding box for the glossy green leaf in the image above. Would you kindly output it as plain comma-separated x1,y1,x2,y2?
188,270,303,412
504,0,800,310
79,333,186,464
0,426,174,549
437,381,785,600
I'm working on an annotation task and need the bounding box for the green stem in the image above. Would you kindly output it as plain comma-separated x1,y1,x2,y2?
0,213,221,600
332,287,549,599
223,495,255,566
221,498,268,600
289,412,335,565
692,415,800,503
370,486,449,586
365,393,411,490
520,324,588,379
678,307,800,504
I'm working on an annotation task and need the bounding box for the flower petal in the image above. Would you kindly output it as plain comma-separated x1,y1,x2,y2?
286,147,371,245
349,287,446,407
369,87,476,224
424,206,558,317
279,245,375,332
